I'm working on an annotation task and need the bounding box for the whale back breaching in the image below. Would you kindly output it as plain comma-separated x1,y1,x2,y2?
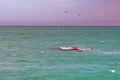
54,47,93,52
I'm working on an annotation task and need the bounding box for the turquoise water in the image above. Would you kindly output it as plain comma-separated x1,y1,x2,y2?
0,27,120,80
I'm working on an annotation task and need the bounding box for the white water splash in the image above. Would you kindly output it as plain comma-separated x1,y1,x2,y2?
109,70,116,73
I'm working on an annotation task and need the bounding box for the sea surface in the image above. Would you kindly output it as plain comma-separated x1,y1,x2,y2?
0,27,120,80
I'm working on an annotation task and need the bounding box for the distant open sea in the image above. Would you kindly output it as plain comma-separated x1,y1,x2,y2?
0,26,120,80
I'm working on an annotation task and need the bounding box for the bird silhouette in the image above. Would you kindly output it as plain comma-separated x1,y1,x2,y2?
64,11,68,13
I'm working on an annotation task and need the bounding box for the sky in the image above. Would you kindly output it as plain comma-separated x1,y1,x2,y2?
0,0,120,26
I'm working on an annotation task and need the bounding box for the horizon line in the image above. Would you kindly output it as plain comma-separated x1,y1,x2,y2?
0,25,119,27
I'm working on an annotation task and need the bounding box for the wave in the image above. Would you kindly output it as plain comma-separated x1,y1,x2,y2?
91,49,120,55
100,51,120,55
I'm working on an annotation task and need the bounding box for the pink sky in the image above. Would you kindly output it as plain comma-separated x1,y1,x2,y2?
0,0,120,26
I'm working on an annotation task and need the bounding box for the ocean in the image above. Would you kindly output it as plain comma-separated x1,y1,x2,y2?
0,27,120,80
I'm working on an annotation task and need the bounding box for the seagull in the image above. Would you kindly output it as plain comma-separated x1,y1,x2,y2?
64,11,68,13
77,14,81,16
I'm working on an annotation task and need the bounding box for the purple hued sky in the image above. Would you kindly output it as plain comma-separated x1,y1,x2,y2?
0,0,120,26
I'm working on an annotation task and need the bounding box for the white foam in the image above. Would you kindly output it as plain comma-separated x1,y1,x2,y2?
41,51,45,53
100,40,105,43
101,51,120,55
109,70,116,73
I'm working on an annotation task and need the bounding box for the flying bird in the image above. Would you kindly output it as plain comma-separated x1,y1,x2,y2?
64,11,68,13
77,13,81,16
